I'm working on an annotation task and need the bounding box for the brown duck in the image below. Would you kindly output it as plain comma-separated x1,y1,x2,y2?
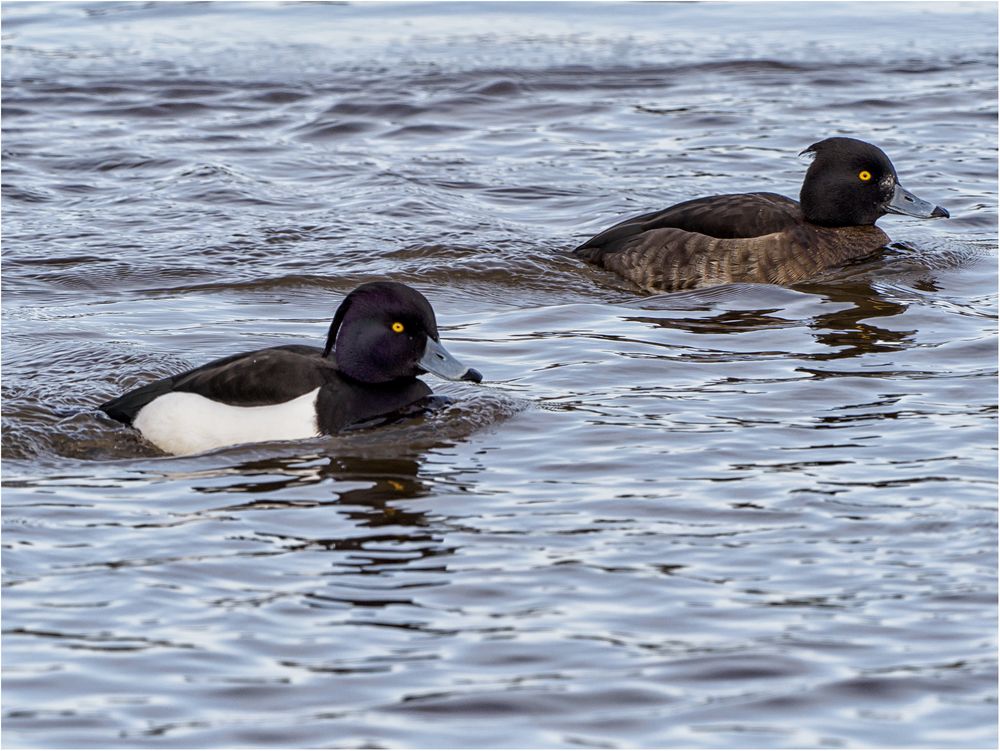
574,137,949,292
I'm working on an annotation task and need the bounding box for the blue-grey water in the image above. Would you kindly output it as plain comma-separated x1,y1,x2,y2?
2,2,997,748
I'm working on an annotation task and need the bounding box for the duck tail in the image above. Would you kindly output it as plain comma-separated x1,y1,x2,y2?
99,377,177,426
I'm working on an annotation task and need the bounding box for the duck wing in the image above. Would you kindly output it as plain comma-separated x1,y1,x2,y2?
100,345,333,425
576,192,803,253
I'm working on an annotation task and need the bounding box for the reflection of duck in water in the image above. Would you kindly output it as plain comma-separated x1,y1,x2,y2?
576,137,949,291
100,282,483,455
197,453,455,579
627,278,913,361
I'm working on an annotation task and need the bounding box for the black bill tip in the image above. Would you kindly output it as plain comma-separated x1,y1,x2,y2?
462,368,483,384
931,205,950,219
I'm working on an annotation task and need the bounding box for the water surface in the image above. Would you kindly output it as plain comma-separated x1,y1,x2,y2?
2,2,997,747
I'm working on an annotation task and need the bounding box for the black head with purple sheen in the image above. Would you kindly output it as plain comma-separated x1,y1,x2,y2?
324,281,482,385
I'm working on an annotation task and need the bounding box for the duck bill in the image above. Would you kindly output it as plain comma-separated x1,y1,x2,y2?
887,183,949,219
419,338,482,383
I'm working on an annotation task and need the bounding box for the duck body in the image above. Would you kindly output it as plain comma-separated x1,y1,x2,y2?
100,282,481,455
103,345,433,455
575,138,948,292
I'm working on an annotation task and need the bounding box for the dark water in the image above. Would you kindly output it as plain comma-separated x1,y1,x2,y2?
2,2,997,747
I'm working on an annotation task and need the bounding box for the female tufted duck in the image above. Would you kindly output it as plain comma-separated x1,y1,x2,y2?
574,137,948,292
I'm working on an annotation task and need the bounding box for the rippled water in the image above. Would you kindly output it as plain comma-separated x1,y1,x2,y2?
3,2,997,748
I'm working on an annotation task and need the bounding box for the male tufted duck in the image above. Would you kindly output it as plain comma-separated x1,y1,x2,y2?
100,282,482,455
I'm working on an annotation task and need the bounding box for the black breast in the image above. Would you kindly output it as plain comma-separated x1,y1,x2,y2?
315,375,432,434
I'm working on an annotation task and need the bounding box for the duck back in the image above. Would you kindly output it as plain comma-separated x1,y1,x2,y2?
579,192,803,248
100,345,332,425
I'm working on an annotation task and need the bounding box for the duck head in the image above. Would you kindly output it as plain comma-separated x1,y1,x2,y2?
799,137,949,227
324,281,482,385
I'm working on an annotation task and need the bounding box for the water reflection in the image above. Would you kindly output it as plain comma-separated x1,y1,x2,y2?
625,307,791,335
625,277,912,361
200,453,437,524
795,279,911,360
173,449,459,581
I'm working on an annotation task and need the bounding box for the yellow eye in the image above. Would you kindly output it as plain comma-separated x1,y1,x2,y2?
858,170,872,182
391,322,404,333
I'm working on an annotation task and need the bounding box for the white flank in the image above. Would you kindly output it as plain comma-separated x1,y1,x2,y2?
133,388,321,455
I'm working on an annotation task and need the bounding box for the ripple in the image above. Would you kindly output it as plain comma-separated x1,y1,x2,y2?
2,1,996,748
